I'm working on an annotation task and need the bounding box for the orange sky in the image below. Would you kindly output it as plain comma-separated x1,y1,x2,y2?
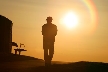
0,0,108,62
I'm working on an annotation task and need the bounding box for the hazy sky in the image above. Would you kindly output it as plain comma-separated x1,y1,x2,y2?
0,0,108,62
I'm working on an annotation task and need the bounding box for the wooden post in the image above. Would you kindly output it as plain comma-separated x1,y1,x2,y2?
15,50,17,55
19,51,21,55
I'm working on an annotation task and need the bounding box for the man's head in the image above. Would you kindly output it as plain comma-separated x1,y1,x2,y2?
46,16,53,23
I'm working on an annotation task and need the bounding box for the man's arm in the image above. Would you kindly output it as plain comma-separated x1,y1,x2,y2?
42,24,45,35
54,25,58,36
42,25,44,35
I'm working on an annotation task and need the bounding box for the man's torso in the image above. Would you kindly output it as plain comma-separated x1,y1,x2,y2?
42,23,57,42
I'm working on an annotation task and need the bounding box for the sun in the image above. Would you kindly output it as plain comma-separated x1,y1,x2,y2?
60,12,79,29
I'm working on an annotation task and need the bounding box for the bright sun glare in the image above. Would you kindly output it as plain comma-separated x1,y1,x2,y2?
61,12,79,29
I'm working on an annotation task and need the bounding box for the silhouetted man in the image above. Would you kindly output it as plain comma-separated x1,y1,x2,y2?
42,16,57,66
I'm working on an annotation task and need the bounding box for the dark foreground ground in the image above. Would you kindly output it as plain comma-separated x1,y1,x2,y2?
0,54,108,72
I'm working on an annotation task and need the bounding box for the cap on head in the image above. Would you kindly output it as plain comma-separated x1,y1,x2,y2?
46,16,53,20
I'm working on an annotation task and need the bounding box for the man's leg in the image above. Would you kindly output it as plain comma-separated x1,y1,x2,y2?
49,42,54,62
43,40,49,66
44,48,49,66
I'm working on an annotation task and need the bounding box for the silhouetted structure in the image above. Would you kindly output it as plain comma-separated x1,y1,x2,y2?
0,15,13,54
12,42,26,55
42,16,57,66
13,43,27,55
